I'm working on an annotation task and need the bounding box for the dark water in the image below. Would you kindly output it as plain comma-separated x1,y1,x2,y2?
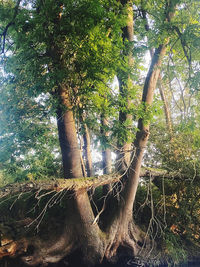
94,257,200,267
96,262,200,267
1,256,199,267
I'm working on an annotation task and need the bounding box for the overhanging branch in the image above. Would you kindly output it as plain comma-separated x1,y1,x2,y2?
0,168,183,200
0,173,122,199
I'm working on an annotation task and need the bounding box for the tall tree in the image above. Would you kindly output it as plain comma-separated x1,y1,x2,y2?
1,0,200,266
116,0,134,172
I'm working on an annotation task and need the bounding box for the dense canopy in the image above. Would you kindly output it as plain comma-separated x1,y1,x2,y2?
0,0,200,266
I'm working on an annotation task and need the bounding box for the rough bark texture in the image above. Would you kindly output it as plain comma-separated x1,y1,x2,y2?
0,168,169,199
98,42,171,265
0,174,120,199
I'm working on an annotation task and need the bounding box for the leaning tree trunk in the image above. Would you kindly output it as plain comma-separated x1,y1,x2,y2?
141,5,173,138
102,42,170,261
123,43,169,219
104,0,177,254
120,0,178,221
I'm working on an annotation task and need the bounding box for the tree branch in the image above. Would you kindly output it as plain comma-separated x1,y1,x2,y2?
0,169,174,200
0,0,21,54
0,174,121,199
173,26,192,75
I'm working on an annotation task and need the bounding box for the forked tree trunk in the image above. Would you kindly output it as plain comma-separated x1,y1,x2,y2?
117,0,178,223
116,0,170,220
122,43,169,218
100,1,177,258
102,43,170,260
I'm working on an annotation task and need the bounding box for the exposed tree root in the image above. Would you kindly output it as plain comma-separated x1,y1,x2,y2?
0,172,165,267
0,203,152,267
103,215,151,265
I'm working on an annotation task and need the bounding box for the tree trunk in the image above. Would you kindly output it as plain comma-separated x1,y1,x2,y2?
141,3,173,138
101,117,112,175
158,75,173,136
117,0,134,172
120,0,178,216
101,42,171,262
56,87,83,179
101,116,112,195
123,43,169,218
82,115,93,177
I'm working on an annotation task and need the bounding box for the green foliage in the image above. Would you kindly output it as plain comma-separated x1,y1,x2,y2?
0,75,61,182
1,0,200,262
0,0,127,181
165,231,187,265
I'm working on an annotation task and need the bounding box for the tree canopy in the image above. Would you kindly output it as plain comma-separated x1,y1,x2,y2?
0,0,200,266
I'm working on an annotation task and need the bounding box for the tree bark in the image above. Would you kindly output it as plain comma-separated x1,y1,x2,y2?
101,116,112,195
56,87,83,179
141,3,173,138
121,0,178,217
56,87,106,264
101,117,112,175
117,0,134,172
81,115,93,177
158,75,173,136
122,43,169,220
101,41,171,261
0,168,172,199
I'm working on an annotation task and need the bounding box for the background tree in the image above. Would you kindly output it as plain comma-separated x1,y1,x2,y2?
0,0,200,266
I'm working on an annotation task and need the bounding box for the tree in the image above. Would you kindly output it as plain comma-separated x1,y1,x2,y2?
0,0,200,266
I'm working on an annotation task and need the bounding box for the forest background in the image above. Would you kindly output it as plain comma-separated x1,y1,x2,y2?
0,0,200,266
